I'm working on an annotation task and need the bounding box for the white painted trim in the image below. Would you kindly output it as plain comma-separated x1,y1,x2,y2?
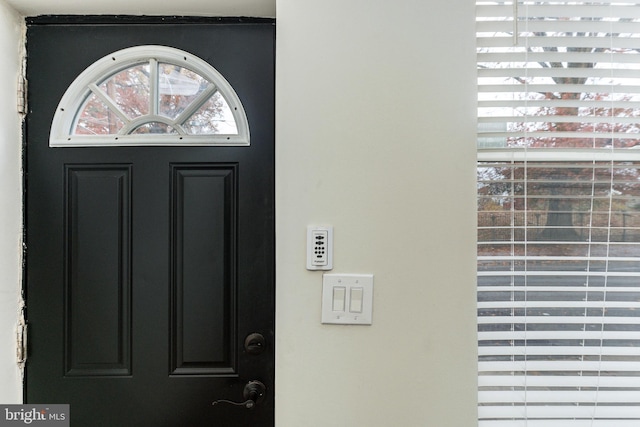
49,45,250,147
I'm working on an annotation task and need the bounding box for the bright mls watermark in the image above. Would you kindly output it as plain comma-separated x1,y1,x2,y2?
0,405,69,426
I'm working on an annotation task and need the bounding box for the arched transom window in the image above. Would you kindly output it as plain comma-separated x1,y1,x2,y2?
50,45,250,147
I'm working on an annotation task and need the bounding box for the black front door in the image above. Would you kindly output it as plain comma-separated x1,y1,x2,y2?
25,17,274,426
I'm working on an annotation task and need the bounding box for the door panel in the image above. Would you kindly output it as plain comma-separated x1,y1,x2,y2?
25,18,275,427
170,164,237,375
65,165,132,377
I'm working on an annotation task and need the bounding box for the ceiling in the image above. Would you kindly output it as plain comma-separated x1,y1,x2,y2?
4,0,276,17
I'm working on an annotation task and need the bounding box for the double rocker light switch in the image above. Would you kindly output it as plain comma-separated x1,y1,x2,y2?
322,274,373,325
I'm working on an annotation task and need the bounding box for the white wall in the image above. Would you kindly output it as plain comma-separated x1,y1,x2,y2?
0,0,23,405
275,1,478,425
0,0,479,424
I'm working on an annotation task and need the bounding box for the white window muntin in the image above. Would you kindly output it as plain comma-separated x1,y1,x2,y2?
49,45,250,147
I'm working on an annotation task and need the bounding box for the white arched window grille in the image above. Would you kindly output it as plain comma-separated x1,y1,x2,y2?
50,45,250,147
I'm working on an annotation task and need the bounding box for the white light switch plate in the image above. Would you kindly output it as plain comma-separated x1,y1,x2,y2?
321,274,373,325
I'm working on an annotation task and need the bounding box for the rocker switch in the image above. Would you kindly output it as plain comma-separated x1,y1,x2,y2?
332,287,346,311
349,288,363,313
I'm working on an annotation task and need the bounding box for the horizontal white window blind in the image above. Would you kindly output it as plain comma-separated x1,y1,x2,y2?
477,1,640,426
478,0,640,154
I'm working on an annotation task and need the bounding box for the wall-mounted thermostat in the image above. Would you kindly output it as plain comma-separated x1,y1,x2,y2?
306,226,333,270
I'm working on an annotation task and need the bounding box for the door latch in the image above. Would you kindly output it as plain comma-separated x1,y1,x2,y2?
212,380,266,409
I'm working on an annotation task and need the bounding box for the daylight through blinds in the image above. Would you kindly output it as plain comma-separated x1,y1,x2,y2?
477,1,640,426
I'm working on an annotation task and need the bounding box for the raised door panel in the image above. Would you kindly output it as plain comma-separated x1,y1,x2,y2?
64,165,132,376
170,164,238,375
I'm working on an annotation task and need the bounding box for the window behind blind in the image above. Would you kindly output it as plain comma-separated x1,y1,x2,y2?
477,1,640,425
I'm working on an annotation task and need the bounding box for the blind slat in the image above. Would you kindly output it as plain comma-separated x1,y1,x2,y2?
478,66,640,79
478,301,640,309
477,4,640,19
479,330,640,341
479,51,640,64
480,390,640,404
478,316,640,324
478,271,640,277
478,256,640,262
478,345,640,356
476,149,640,162
479,421,640,427
479,360,640,372
478,287,640,293
479,116,640,125
477,19,640,34
479,375,640,388
478,85,640,94
479,405,640,419
478,99,640,110
478,36,640,49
